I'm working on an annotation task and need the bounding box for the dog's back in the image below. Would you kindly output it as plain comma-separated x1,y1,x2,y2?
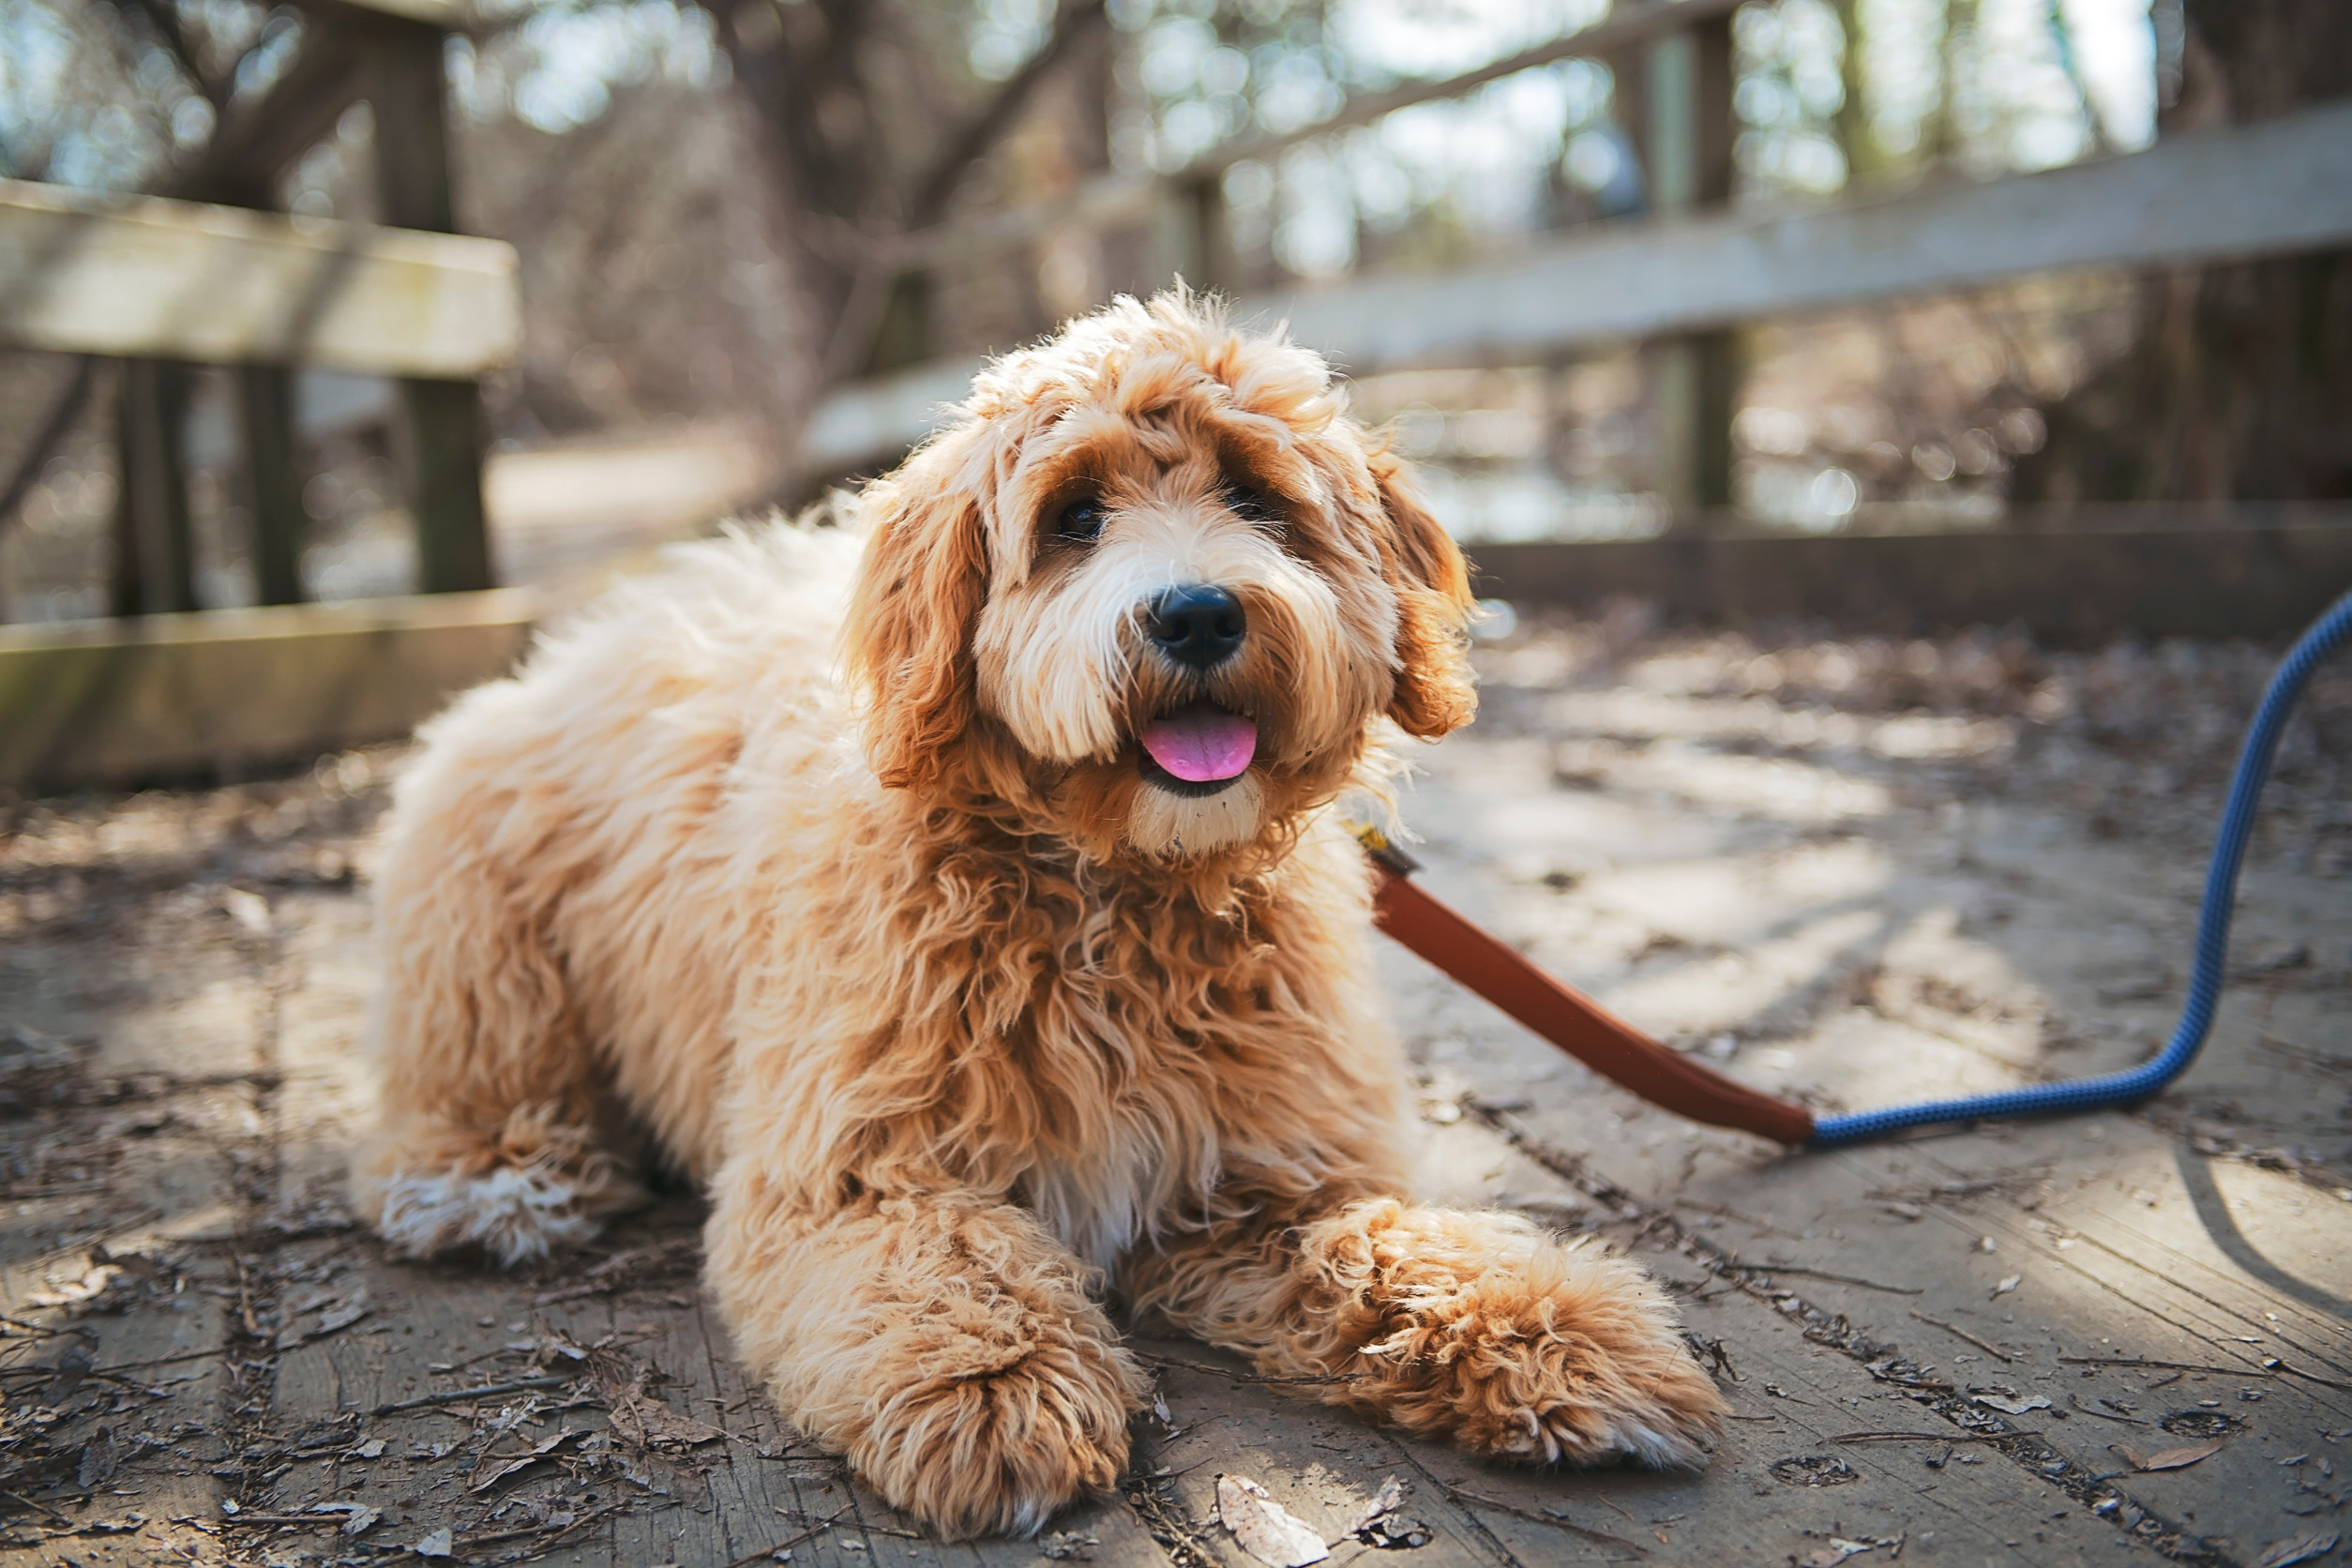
358,520,866,1259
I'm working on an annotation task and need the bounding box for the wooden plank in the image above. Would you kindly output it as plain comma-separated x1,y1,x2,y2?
0,589,535,794
1465,509,2352,641
0,177,520,378
1265,98,2352,372
0,850,277,1564
13,599,2350,1563
1375,626,2352,1567
811,100,2352,471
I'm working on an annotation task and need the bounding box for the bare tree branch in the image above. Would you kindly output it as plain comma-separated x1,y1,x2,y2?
121,0,232,110
170,25,362,203
907,0,1109,227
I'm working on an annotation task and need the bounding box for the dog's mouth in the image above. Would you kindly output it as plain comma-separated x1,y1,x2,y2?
1137,704,1257,797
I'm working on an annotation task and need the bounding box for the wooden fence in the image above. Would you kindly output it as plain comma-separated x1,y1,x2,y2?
0,0,511,615
3,0,2349,791
804,34,2352,486
795,0,2352,649
0,0,535,791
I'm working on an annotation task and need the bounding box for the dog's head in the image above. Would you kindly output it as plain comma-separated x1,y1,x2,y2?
840,290,1475,866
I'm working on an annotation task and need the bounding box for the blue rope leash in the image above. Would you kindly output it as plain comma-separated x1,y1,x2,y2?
1806,587,2352,1149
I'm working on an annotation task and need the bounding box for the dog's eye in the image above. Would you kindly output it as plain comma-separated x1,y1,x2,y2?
1056,498,1106,543
1225,483,1274,523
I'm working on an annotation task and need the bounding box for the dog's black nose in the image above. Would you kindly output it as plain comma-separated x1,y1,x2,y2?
1147,584,1246,670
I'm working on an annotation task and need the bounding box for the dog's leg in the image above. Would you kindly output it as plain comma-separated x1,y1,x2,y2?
707,1185,1147,1540
354,813,641,1266
1124,1190,1725,1467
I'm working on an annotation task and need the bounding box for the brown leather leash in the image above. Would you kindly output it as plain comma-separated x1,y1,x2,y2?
1358,831,1817,1146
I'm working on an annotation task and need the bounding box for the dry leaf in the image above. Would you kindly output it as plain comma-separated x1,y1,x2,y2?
414,1526,455,1557
42,1343,94,1403
1216,1474,1329,1568
312,1502,382,1536
623,1396,724,1449
2254,1530,2340,1568
76,1428,117,1490
1991,1274,2021,1298
319,1294,372,1334
468,1429,586,1493
354,1438,386,1459
1346,1476,1410,1538
2113,1439,2226,1471
589,1356,724,1451
1970,1391,2052,1416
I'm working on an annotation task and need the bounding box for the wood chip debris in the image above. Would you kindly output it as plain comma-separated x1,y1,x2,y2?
1968,1388,2053,1416
1346,1475,1410,1538
589,1361,725,1451
1797,1533,1904,1567
276,1284,371,1348
2254,1530,2341,1568
1344,1474,1430,1548
2110,1439,2228,1471
309,1501,381,1535
1216,1473,1329,1567
1771,1455,1861,1487
466,1428,588,1493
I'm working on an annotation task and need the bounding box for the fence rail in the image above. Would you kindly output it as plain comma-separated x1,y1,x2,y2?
0,178,519,378
803,98,2352,476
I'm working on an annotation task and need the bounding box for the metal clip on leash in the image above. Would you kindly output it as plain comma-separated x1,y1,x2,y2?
1360,586,2352,1150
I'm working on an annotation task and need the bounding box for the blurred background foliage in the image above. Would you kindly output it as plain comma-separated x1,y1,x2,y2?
0,0,2344,620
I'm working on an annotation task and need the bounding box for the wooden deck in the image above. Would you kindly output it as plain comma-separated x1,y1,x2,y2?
3,617,2346,1568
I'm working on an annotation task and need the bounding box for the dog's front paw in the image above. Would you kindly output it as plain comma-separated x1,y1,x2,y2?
843,1319,1144,1539
1375,1242,1726,1467
1300,1204,1726,1469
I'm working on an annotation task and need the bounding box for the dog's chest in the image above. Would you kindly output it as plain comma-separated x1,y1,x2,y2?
1016,1157,1146,1274
1010,1113,1207,1274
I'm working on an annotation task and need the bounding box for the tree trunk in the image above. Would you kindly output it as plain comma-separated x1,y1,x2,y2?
2013,0,2352,505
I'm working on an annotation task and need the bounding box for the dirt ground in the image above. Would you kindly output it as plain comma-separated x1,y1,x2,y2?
2,610,2347,1568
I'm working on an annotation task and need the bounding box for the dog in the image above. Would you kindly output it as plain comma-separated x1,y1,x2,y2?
354,290,1725,1539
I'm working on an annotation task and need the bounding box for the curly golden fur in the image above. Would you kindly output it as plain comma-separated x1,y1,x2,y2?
354,290,1724,1539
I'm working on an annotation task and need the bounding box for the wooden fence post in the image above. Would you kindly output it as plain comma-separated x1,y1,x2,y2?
237,364,307,605
193,162,312,610
369,18,493,594
1640,12,1738,516
110,358,198,616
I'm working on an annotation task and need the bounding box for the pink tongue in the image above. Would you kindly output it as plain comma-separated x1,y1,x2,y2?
1141,710,1258,782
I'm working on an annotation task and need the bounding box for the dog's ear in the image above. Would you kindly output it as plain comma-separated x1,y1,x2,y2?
1366,443,1478,740
840,448,989,789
